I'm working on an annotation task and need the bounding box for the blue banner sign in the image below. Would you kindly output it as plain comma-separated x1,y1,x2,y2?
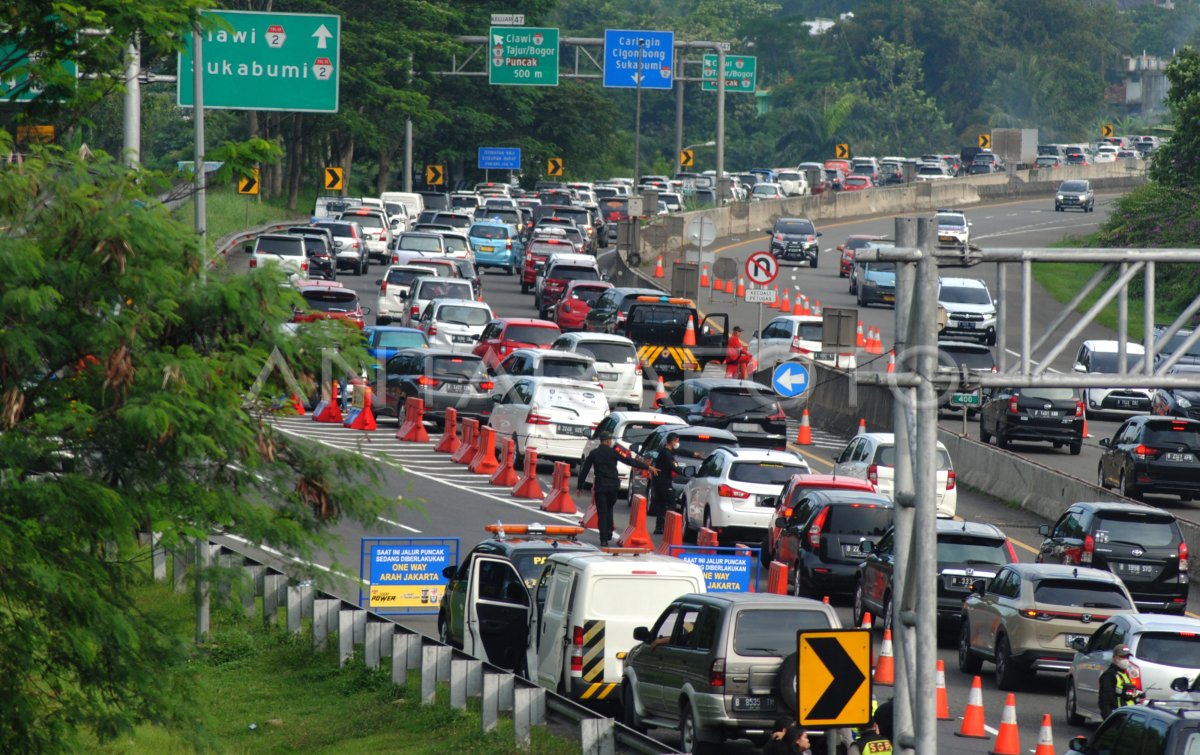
670,545,759,592
478,147,522,170
360,537,459,615
603,29,674,90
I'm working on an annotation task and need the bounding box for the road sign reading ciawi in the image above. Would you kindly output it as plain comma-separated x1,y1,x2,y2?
772,362,810,398
745,251,779,285
490,27,559,86
178,10,340,113
604,29,674,89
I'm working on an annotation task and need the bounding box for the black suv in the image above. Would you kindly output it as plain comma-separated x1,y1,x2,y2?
1098,416,1200,501
979,385,1084,454
628,425,738,508
854,519,1015,630
1066,700,1200,754
286,227,337,281
657,379,788,450
936,341,996,415
583,286,662,334
1151,364,1200,420
1036,501,1189,614
766,217,821,267
776,489,894,599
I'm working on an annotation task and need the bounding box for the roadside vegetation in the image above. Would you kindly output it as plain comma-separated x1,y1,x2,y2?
170,184,316,242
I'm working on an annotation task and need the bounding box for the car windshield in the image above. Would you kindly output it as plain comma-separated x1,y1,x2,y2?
400,236,442,252
825,505,892,535
777,172,800,181
1061,181,1089,192
484,211,521,225
577,342,636,364
867,262,897,273
256,237,304,256
301,237,329,254
1162,333,1200,358
550,266,599,282
1093,512,1179,547
876,446,953,470
417,281,472,300
939,348,994,370
349,213,384,229
437,305,491,327
470,225,509,240
918,167,944,175
301,290,357,312
569,287,609,306
776,221,815,235
937,215,966,228
729,461,805,485
1089,352,1146,373
434,214,471,228
940,285,992,305
752,185,778,195
429,355,484,379
443,236,469,253
797,322,822,342
510,552,553,587
373,331,426,349
505,325,559,345
1020,387,1077,401
937,536,1010,565
1033,579,1131,609
1143,422,1200,449
709,387,781,415
540,359,593,380
1136,632,1200,669
733,609,831,657
450,196,477,209
385,268,434,286
622,422,677,444
679,436,733,462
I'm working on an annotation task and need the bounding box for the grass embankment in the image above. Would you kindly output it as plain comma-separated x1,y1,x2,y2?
171,185,317,242
95,580,579,754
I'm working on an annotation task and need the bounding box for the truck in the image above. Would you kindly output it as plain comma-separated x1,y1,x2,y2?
618,295,729,382
991,128,1038,168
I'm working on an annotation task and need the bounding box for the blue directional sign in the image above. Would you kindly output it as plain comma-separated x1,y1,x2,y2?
772,361,810,398
603,29,674,90
478,147,522,170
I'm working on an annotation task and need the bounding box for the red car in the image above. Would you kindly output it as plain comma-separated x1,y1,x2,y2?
292,281,368,329
838,234,884,278
842,175,873,191
554,280,613,331
521,234,575,294
762,474,878,568
471,317,562,370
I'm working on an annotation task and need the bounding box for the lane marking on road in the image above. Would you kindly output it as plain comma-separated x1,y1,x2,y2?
1006,535,1040,556
791,445,835,469
378,516,421,533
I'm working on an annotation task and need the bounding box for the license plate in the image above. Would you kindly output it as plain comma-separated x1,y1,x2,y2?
1116,562,1155,576
814,352,836,361
842,544,863,556
732,423,760,432
1030,409,1059,418
444,383,465,394
557,424,588,437
1117,399,1139,408
480,245,494,252
732,695,776,712
882,294,895,302
958,321,977,329
1065,634,1087,648
1165,452,1195,462
453,335,474,343
599,372,619,381
951,575,977,588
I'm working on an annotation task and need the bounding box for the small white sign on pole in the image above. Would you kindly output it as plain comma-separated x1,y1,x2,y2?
491,13,525,25
745,288,778,304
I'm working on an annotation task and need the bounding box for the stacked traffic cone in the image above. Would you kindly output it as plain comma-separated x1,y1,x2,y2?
955,676,988,738
770,284,781,309
857,418,867,435
935,660,951,720
856,320,866,348
990,693,1021,755
1033,714,1055,755
736,277,746,298
683,315,697,346
724,277,734,294
798,296,811,316
700,264,710,288
873,628,895,685
654,256,664,278
654,376,668,406
345,386,377,431
796,408,813,445
780,288,792,313
887,350,896,374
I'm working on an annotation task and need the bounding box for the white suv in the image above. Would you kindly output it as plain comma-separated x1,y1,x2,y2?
375,264,440,325
414,298,493,353
488,377,610,462
249,233,308,282
935,210,970,247
683,448,810,543
1073,340,1153,417
938,277,997,346
551,332,643,410
832,432,958,517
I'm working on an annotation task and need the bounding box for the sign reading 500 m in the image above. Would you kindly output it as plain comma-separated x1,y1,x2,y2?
489,27,560,87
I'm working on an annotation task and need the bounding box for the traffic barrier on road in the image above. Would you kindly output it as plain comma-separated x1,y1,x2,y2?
956,675,988,738
451,419,479,464
344,386,377,431
434,407,461,454
490,438,520,486
313,380,343,423
700,264,709,288
511,449,545,500
617,494,653,549
712,272,722,291
580,490,598,530
541,462,577,514
655,511,683,555
697,527,719,554
871,326,884,355
766,561,789,594
291,394,305,416
1033,714,1055,755
653,256,664,278
796,408,813,445
396,397,429,442
887,350,896,373
860,611,872,630
936,659,951,720
683,314,696,347
812,299,822,315
469,426,500,474
779,287,792,313
736,277,746,298
798,295,810,316
856,320,866,348
873,628,894,685
990,693,1021,755
654,376,667,406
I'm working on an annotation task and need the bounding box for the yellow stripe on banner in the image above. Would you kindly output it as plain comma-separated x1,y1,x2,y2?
583,622,604,644
580,683,600,700
595,683,617,699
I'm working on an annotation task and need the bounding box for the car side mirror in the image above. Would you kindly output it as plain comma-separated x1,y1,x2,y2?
859,539,874,554
653,397,663,408
629,442,642,454
375,279,383,286
442,565,456,579
1069,636,1087,652
816,232,823,237
360,306,372,316
632,626,651,643
679,467,695,478
776,516,789,529
1067,736,1087,753
243,241,254,254
1038,524,1051,536
970,580,986,595
397,291,408,300
764,229,773,235
1099,438,1109,447
491,394,503,403
1072,363,1086,373
1172,676,1191,692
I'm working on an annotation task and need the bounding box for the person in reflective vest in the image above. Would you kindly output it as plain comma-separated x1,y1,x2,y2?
848,699,892,755
1098,643,1145,719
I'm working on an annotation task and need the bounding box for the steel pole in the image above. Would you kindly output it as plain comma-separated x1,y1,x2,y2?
1118,262,1129,372
633,39,644,182
192,25,207,285
715,46,725,186
404,53,414,192
1144,261,1156,374
195,539,210,643
123,38,141,167
996,262,1006,373
1020,260,1031,374
674,49,684,172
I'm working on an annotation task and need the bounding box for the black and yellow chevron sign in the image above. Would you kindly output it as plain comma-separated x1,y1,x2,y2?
547,157,564,176
978,133,991,149
238,168,259,195
324,166,344,191
835,143,850,159
425,164,445,185
679,148,694,168
1102,123,1115,138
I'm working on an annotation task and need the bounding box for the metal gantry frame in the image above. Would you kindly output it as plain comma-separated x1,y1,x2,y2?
855,217,1200,754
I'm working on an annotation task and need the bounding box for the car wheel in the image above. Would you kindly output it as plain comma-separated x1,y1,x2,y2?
1120,471,1140,500
777,652,800,713
997,429,1011,450
703,508,715,541
438,614,456,649
958,621,982,674
679,703,713,754
395,397,408,427
852,583,867,627
810,253,818,269
979,417,992,445
792,560,810,598
505,264,515,276
759,536,773,568
362,258,370,275
622,682,646,733
1097,463,1108,490
376,316,391,326
1069,440,1082,455
880,594,893,631
1055,204,1062,212
1066,677,1085,726
995,635,1023,690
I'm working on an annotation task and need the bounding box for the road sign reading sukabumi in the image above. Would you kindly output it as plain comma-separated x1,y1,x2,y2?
178,10,340,112
701,54,757,93
489,27,559,86
604,29,674,89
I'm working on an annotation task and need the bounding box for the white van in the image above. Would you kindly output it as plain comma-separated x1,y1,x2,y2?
526,550,706,703
381,191,425,224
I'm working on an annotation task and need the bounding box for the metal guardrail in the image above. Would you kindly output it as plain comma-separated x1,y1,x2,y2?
211,220,302,266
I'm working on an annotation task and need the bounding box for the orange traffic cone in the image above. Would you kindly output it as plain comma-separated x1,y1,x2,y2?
683,315,697,346
860,611,872,630
956,676,988,739
936,659,951,720
700,264,710,288
796,408,813,445
812,299,822,315
856,320,866,348
780,288,792,313
887,350,896,373
874,327,885,355
1083,416,1091,439
798,296,811,316
873,628,895,685
712,272,722,291
724,277,734,294
736,277,746,298
1033,714,1055,755
291,394,306,415
654,375,668,406
654,256,664,278
990,693,1021,755
857,418,867,435
770,284,781,309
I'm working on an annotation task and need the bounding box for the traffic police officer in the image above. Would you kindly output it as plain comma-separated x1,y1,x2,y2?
578,432,656,546
1098,643,1144,719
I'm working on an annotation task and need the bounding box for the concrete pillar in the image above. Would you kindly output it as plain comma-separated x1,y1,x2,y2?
286,586,302,634
435,645,451,681
365,622,383,669
513,686,535,747
338,610,354,667
581,719,616,755
151,532,167,581
243,564,264,617
481,672,500,733
298,580,315,619
450,659,469,710
313,599,334,650
172,545,190,594
421,645,438,705
392,633,413,685
498,673,514,712
263,573,285,626
466,660,483,699
352,610,367,646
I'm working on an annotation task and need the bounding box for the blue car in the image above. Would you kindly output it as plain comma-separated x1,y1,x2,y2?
855,260,897,308
364,325,428,366
468,220,524,275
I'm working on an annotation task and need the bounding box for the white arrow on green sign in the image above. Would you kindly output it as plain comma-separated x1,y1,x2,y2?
0,46,77,103
489,27,559,86
701,54,757,93
177,9,340,112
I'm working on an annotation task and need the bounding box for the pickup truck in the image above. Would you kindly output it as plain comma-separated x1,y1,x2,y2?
618,296,729,382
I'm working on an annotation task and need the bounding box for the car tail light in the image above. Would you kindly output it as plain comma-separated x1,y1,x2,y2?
410,305,420,317
506,239,513,250
1129,661,1143,689
478,380,494,391
1008,394,1020,414
379,281,388,295
416,376,439,387
718,484,750,499
808,507,829,549
1133,444,1159,460
391,254,399,264
701,399,724,418
635,360,644,377
428,324,438,336
526,409,553,425
1181,542,1190,571
867,464,878,485
1075,400,1084,417
1081,534,1094,565
774,233,784,242
570,626,584,674
300,261,308,271
709,657,725,687
768,404,786,421
249,258,257,268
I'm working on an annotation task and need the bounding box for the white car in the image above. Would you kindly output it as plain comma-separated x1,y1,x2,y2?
551,332,643,410
748,315,856,370
490,348,600,399
774,169,810,197
683,448,810,540
393,231,446,256
339,208,393,263
1094,145,1119,164
402,276,475,328
916,165,953,182
935,210,971,247
750,182,786,201
1073,340,1153,418
375,264,441,325
488,377,610,462
438,231,472,259
414,298,493,353
249,233,309,282
938,277,997,346
581,411,688,494
832,432,958,517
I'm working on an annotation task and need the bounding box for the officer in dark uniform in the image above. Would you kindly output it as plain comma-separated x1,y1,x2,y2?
578,431,656,546
848,699,893,755
1099,644,1144,719
649,432,701,534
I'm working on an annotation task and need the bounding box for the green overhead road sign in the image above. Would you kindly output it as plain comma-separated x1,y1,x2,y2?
178,10,340,112
701,54,757,93
489,26,559,86
0,45,77,103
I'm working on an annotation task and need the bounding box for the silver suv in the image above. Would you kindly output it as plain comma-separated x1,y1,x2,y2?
622,593,840,753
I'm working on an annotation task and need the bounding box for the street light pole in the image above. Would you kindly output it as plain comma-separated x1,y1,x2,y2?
633,38,644,183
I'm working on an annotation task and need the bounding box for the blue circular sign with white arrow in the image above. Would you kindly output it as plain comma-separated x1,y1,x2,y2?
772,361,810,398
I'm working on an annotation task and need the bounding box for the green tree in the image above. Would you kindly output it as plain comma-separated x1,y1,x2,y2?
1150,46,1200,189
851,38,950,154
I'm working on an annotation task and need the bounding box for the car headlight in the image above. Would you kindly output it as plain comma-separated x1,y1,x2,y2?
1057,194,1064,200
863,279,877,288
1179,396,1193,409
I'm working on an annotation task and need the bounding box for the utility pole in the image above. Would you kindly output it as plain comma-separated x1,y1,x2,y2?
633,38,644,182
192,24,207,284
404,53,413,192
674,47,684,173
122,38,140,167
715,46,726,196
